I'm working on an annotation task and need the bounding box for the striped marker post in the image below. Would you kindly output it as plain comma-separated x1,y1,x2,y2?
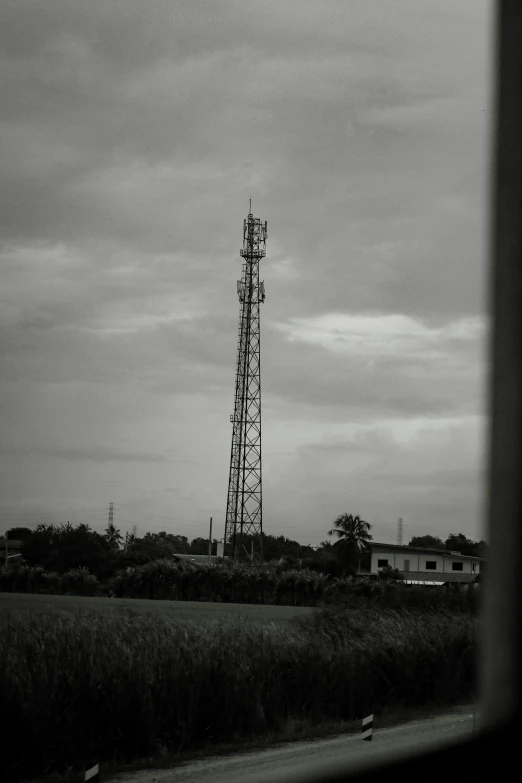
361,714,373,741
85,764,100,783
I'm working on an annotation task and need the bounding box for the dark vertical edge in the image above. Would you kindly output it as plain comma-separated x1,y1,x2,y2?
480,0,522,729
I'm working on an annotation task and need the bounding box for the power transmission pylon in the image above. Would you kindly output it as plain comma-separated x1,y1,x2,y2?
108,502,114,527
224,204,267,562
397,517,404,545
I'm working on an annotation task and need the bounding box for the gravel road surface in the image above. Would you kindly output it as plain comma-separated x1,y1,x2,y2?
107,708,476,783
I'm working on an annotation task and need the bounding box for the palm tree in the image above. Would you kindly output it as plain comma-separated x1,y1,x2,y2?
35,523,55,535
104,522,123,550
328,513,372,575
123,531,137,552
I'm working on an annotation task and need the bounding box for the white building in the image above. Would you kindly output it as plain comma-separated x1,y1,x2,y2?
364,542,483,586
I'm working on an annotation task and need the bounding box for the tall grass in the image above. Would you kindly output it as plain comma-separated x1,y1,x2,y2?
0,604,477,781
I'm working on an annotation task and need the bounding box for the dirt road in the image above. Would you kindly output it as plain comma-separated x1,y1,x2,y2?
107,708,476,783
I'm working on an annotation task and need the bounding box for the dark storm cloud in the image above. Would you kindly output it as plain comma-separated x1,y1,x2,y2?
0,1,489,310
0,300,484,421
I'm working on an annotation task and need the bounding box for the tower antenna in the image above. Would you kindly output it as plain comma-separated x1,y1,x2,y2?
224,206,267,561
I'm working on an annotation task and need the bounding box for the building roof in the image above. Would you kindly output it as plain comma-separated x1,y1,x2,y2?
370,542,485,561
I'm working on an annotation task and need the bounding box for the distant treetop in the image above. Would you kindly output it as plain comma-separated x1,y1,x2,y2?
408,535,445,549
408,533,487,559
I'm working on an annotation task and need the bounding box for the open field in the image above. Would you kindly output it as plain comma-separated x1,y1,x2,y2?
0,591,314,625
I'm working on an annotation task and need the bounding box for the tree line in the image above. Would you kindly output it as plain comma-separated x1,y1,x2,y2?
2,523,316,580
2,513,487,582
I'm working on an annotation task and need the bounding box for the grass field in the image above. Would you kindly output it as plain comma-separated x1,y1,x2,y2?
0,597,477,782
0,591,314,625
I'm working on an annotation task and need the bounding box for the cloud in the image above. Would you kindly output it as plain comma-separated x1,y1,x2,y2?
1,445,176,464
275,312,484,359
0,0,490,542
262,312,485,420
264,415,487,543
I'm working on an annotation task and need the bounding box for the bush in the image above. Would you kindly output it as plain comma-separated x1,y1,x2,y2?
0,560,480,614
378,565,404,581
62,567,100,597
0,564,61,594
40,570,63,594
322,578,479,614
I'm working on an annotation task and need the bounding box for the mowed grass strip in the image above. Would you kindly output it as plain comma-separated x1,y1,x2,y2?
0,591,313,625
0,605,477,782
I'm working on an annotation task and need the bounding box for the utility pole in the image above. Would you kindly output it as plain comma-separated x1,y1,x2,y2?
224,205,267,562
209,517,213,562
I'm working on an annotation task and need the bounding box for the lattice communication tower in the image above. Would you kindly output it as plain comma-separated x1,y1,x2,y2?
224,205,267,561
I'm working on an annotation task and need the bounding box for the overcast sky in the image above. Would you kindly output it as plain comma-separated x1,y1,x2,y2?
0,0,492,546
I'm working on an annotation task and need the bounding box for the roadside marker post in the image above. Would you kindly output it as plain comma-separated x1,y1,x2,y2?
362,714,373,741
85,764,100,783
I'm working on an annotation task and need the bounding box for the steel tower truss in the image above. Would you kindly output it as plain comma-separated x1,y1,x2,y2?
224,208,267,561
